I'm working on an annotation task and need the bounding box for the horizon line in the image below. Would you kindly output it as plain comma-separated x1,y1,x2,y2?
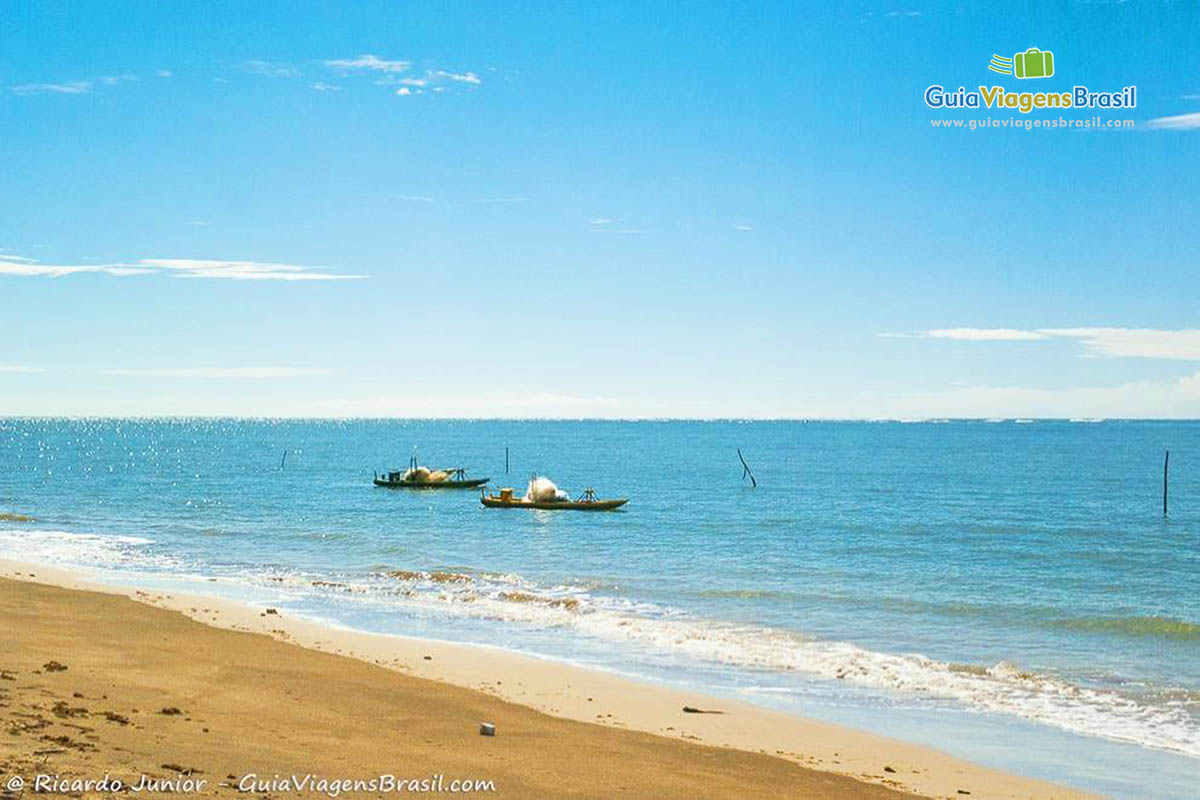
1,415,1197,423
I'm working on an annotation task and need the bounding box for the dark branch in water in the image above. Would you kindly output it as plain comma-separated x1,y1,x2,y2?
1163,450,1169,517
737,448,756,488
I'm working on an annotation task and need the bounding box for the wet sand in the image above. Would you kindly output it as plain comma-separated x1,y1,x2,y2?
0,564,1092,799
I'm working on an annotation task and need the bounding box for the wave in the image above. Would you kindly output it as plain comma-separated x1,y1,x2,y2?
0,528,165,567
4,528,1198,759
289,566,1200,758
1050,615,1200,640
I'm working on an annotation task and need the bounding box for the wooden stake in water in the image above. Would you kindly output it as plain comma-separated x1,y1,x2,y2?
505,446,509,474
280,450,288,470
1163,450,1169,516
738,448,757,488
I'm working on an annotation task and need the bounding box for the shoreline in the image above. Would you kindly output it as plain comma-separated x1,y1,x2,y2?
0,558,1091,799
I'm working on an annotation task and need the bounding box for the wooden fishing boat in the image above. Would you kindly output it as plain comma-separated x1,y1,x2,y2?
481,487,627,511
374,465,489,489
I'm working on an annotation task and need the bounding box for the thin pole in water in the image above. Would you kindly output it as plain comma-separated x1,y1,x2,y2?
1163,450,1169,516
280,450,288,470
737,448,757,488
505,446,509,474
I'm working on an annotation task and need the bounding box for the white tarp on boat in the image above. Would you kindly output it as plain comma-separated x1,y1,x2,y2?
525,476,569,502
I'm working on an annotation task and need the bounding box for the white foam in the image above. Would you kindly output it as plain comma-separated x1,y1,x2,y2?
289,569,1200,758
0,528,169,570
4,539,1197,760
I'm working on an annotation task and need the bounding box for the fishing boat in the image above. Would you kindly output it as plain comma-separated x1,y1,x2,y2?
481,485,628,511
374,458,489,489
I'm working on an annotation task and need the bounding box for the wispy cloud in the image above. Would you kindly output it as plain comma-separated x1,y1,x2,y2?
310,82,342,92
1039,327,1200,360
431,69,481,85
876,371,1200,420
100,367,333,379
907,327,1200,359
1145,112,1200,130
237,60,299,78
587,217,645,234
138,258,367,281
0,365,45,374
393,194,438,203
920,328,1050,342
0,254,367,282
471,196,527,205
323,55,483,96
156,69,173,79
11,80,95,96
0,254,152,277
325,54,410,73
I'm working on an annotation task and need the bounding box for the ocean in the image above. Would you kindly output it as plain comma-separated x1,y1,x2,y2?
1,419,1196,798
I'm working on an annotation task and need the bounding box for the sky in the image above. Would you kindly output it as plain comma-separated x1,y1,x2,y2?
2,1,1199,418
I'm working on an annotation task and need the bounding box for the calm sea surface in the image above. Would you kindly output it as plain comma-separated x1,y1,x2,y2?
1,419,1197,798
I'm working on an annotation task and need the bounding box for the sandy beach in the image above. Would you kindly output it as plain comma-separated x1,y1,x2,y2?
0,561,1090,799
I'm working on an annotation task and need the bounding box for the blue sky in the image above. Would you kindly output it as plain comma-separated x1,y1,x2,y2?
2,1,1198,417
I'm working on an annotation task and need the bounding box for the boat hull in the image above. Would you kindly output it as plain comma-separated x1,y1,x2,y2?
375,477,490,489
480,496,627,511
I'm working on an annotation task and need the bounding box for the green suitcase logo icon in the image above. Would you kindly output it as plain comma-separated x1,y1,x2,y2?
1013,47,1054,79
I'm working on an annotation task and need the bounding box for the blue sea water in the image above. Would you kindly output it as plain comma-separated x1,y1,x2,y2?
0,419,1197,798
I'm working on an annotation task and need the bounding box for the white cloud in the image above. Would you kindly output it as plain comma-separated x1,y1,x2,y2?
913,327,1200,359
311,82,342,92
1145,112,1200,130
325,54,410,73
156,69,173,78
432,69,481,85
0,365,45,374
875,371,1200,419
323,58,482,97
0,254,367,282
922,328,1051,341
394,194,437,203
238,60,299,78
1038,327,1200,360
11,81,94,95
100,367,333,379
97,74,137,86
0,255,153,278
734,223,755,231
139,258,367,281
588,218,615,225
